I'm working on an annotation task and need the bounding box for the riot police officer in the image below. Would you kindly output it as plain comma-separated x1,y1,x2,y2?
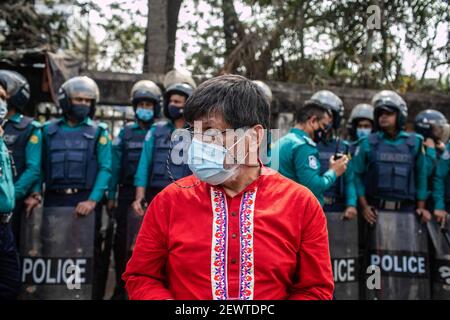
346,103,374,152
0,78,19,300
415,110,449,180
415,110,450,299
271,95,349,207
107,80,162,300
131,81,193,216
27,76,112,300
0,70,42,244
352,90,431,299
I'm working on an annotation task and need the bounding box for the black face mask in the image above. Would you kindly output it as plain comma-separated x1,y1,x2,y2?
70,104,90,122
168,104,184,120
313,123,331,143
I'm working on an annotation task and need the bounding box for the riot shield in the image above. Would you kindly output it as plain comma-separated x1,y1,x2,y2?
126,207,143,255
365,211,430,300
427,219,450,299
326,211,359,300
19,207,95,300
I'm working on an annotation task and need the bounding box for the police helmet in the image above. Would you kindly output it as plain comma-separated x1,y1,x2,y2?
347,103,374,138
305,90,344,130
57,76,99,118
372,90,407,130
0,70,30,112
130,80,162,116
163,83,194,119
415,109,450,143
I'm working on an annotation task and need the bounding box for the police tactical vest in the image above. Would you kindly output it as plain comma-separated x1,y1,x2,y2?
44,121,99,190
366,133,416,201
3,116,35,181
120,125,147,186
317,140,346,202
149,123,191,189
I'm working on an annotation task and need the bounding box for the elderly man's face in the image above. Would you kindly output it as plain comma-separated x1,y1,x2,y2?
190,113,262,167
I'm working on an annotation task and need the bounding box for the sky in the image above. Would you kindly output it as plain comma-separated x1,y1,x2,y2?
36,0,449,79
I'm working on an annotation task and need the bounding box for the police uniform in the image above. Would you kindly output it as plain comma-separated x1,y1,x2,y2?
38,116,112,299
271,128,337,206
0,133,18,299
432,143,450,211
3,113,42,242
353,131,427,204
108,122,149,298
134,121,192,192
317,138,357,210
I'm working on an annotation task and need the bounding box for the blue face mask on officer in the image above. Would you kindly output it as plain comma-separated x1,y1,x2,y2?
187,130,249,185
356,128,371,139
136,107,154,122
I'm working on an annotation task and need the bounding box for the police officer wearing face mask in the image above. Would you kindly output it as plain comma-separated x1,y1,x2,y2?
107,80,162,300
30,76,112,299
131,81,193,216
0,70,42,245
346,103,374,153
314,90,357,220
352,90,430,225
271,96,349,207
352,90,431,300
0,78,20,300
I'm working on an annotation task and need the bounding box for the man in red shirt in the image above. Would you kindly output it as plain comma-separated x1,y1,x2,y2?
123,74,334,300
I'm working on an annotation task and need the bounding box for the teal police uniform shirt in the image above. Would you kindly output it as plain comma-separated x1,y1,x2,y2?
433,142,450,210
134,121,175,188
352,130,428,201
34,117,112,202
270,128,337,206
108,122,148,199
0,136,15,212
7,113,42,199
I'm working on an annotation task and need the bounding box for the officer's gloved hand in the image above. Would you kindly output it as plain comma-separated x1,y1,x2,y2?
433,209,448,226
329,155,349,177
342,206,357,220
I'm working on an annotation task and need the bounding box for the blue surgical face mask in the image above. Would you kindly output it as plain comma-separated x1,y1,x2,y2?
356,128,371,139
168,104,183,120
0,99,7,121
187,134,248,185
136,107,154,122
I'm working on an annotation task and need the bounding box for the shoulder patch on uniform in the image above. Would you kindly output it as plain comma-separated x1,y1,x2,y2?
308,155,319,170
99,136,108,145
442,149,450,160
29,134,39,144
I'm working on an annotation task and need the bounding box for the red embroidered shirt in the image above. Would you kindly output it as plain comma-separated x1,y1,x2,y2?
123,167,334,300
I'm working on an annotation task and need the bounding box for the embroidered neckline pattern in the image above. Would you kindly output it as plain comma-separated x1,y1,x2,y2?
210,187,257,300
